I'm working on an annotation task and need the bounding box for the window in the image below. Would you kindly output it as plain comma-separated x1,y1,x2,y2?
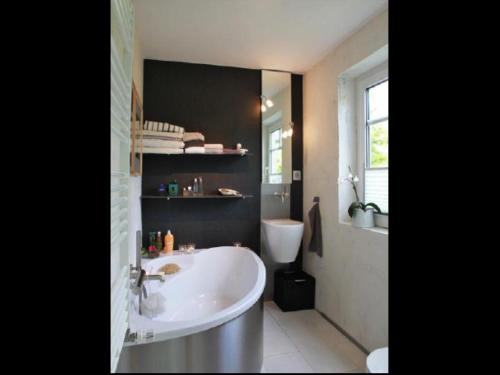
358,64,388,215
269,128,282,183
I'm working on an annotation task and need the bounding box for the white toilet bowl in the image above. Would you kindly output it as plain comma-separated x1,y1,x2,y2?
366,347,388,373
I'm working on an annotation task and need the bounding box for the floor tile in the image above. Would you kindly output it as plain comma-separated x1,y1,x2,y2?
262,352,314,373
263,301,367,373
263,307,282,333
263,306,300,357
263,324,299,357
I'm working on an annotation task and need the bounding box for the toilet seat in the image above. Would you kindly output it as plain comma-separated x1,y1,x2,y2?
366,347,388,373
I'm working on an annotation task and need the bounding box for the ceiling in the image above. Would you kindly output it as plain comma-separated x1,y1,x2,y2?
135,0,387,74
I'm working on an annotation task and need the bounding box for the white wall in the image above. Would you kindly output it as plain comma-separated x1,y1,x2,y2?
302,9,388,351
132,14,144,99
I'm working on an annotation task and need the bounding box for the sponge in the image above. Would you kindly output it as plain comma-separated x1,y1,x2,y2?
158,263,181,274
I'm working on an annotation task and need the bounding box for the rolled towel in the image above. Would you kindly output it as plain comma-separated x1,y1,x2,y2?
204,144,223,149
143,130,183,139
183,132,205,142
185,147,205,154
142,147,184,154
184,140,205,148
143,139,185,149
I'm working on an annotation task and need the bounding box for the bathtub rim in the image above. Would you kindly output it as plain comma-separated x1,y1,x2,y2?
125,246,266,346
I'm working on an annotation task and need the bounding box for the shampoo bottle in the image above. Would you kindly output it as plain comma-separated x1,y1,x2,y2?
165,230,174,254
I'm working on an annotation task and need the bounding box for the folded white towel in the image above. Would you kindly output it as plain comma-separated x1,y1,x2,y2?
143,139,185,148
185,146,205,154
142,147,184,154
204,144,223,149
143,130,183,139
140,134,180,141
204,148,223,154
183,132,205,142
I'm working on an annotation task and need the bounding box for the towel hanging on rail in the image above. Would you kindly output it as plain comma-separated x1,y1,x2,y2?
308,197,323,257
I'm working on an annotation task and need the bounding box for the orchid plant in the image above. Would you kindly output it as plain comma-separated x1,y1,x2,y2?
343,166,382,218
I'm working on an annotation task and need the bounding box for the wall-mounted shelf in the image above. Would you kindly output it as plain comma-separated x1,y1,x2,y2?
141,194,253,200
142,152,253,156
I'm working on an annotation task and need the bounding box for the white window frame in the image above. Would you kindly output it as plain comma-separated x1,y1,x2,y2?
268,126,283,183
356,62,388,224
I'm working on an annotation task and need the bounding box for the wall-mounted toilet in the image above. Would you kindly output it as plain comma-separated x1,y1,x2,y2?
262,219,304,263
366,347,388,373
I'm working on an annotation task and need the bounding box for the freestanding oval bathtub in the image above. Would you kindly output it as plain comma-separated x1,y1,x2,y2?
117,246,266,373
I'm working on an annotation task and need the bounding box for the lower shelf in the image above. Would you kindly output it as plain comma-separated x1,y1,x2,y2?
141,194,253,200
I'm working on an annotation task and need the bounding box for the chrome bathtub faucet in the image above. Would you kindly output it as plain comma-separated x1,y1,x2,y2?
131,231,165,315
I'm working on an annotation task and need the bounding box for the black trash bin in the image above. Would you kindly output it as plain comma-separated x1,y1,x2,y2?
274,269,315,311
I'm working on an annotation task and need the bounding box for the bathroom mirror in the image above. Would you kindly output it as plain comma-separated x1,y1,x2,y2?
261,70,292,184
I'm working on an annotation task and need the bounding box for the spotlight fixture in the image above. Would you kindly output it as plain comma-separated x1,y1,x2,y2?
260,95,274,111
282,121,294,139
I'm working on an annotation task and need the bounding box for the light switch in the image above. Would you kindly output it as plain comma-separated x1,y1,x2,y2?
293,170,302,181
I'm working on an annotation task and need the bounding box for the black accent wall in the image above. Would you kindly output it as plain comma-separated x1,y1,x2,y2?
290,75,304,271
142,60,262,254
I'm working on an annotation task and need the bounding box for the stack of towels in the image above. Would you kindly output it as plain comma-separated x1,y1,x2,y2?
183,132,225,154
141,121,185,154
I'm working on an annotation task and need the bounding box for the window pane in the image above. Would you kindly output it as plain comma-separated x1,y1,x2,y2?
270,149,282,174
270,129,281,149
369,120,388,168
367,80,388,120
269,174,282,183
365,168,388,213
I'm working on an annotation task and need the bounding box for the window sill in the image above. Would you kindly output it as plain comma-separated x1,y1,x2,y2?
340,220,388,235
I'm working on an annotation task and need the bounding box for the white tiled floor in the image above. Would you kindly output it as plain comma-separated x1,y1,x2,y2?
261,301,367,373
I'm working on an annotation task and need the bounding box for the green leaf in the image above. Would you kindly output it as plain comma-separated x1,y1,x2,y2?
348,202,362,217
364,202,382,214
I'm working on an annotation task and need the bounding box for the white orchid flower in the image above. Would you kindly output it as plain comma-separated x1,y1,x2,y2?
353,176,359,183
348,173,353,180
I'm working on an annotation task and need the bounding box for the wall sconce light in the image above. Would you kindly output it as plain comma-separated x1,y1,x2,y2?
261,95,274,112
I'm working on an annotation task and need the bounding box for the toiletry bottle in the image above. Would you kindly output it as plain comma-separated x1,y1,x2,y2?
168,180,179,196
155,231,162,252
158,183,167,195
193,178,198,195
187,186,192,196
149,232,156,248
165,230,174,254
198,177,203,195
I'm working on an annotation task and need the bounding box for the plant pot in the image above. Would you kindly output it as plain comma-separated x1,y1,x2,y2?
352,208,375,228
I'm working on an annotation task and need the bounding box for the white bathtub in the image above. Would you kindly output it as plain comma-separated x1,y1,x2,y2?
126,246,266,345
